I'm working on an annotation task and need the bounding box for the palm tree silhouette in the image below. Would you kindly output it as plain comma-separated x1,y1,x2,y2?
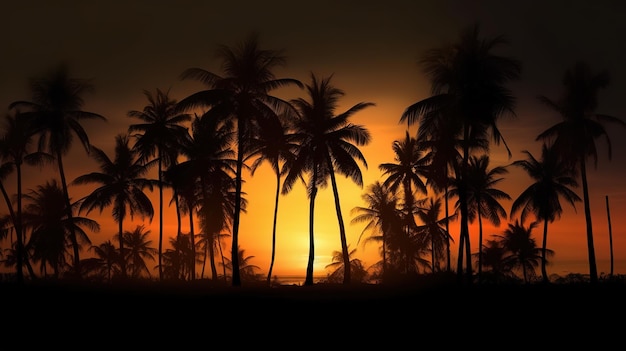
9,63,107,278
400,24,521,282
72,133,155,278
450,154,510,282
283,73,373,285
510,143,581,283
22,179,100,278
351,181,403,279
379,131,429,273
177,33,302,286
247,113,299,285
221,245,261,282
414,197,456,273
324,246,368,283
128,88,191,281
117,224,158,279
495,220,547,284
169,114,237,280
536,61,626,284
419,115,463,272
0,112,52,282
476,239,515,283
89,240,120,282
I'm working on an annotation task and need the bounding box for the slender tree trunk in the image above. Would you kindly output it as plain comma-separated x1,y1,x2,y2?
477,210,483,284
57,152,81,278
305,168,318,286
606,195,613,277
118,216,125,278
580,156,598,284
267,168,280,285
15,164,24,284
541,219,549,283
231,122,244,286
327,165,351,284
444,183,451,272
157,154,163,281
188,200,196,281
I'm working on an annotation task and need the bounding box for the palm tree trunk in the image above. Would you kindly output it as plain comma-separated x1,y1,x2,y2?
56,151,81,278
157,155,164,281
540,219,549,283
305,168,318,286
1,177,23,283
579,156,598,284
606,195,614,277
325,156,351,284
266,169,280,285
188,201,196,281
118,216,125,278
444,182,451,272
231,123,244,286
477,210,483,283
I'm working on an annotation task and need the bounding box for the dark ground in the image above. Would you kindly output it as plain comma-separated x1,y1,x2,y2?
2,277,625,347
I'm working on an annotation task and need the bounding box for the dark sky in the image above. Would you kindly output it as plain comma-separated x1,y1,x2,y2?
3,0,626,274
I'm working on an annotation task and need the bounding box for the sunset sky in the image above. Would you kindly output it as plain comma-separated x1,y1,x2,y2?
2,0,626,279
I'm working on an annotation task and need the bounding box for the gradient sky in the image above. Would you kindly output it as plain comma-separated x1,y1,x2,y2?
2,0,626,278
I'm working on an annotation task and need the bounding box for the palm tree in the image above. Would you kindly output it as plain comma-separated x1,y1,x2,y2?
379,131,429,273
0,112,52,282
283,73,373,285
89,240,120,282
9,63,107,277
510,143,581,283
22,180,100,278
72,133,155,278
449,154,510,282
246,113,298,285
400,24,521,281
128,88,191,281
351,181,403,278
118,224,158,279
476,239,515,284
221,245,261,282
536,61,626,284
414,197,456,273
169,114,237,281
177,33,302,286
324,246,368,283
495,220,547,284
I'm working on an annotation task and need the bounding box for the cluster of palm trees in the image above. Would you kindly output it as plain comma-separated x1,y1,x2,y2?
0,25,623,287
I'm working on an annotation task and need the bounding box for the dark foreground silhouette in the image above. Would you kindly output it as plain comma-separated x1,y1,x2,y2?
2,274,625,347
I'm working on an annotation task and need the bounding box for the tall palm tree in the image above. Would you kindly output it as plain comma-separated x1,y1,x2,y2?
510,143,581,283
351,181,403,278
400,24,521,281
170,114,237,280
72,133,155,278
247,114,298,285
419,114,463,272
0,112,52,282
449,154,510,282
536,61,626,284
177,33,302,286
22,180,100,278
283,73,373,285
9,63,107,277
379,131,430,273
128,88,191,281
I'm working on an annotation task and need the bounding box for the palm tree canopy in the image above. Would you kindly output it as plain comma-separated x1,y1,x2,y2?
283,73,373,196
127,88,191,167
510,143,581,223
536,61,626,168
9,63,107,156
72,133,156,223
